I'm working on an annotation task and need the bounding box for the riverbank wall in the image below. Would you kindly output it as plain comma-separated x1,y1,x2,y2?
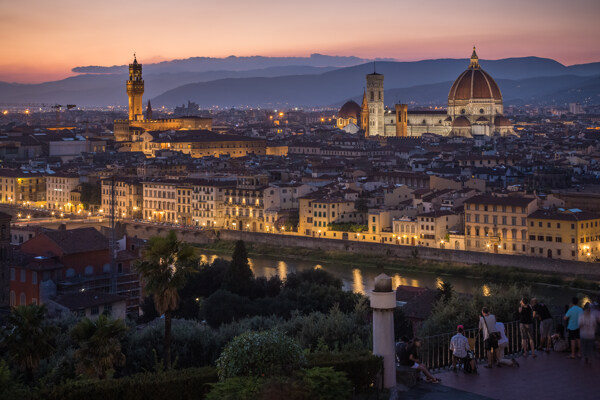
121,222,600,279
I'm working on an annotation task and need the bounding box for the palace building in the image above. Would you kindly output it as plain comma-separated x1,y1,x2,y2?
114,55,212,142
350,48,514,138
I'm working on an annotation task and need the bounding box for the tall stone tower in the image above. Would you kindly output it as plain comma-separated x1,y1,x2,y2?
366,70,384,136
126,55,144,121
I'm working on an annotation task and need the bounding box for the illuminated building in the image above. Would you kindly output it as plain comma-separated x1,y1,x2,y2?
360,48,514,138
114,56,212,142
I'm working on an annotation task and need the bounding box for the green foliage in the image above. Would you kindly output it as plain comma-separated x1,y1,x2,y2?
0,359,29,400
420,283,534,336
216,331,306,380
124,319,219,374
302,367,352,400
134,230,198,369
222,240,254,296
79,182,101,210
436,281,454,303
71,314,128,379
42,367,218,400
279,304,371,352
306,351,382,393
205,376,262,400
327,223,367,232
3,305,58,381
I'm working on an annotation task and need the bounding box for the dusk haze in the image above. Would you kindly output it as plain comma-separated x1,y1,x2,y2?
1,0,600,82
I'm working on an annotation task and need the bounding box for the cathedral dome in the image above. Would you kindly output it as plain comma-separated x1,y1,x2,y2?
339,100,361,119
448,48,502,102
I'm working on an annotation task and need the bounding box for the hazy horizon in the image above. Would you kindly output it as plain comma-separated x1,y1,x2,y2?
1,0,599,83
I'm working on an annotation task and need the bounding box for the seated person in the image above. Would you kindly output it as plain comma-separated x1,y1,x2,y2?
398,338,440,383
450,325,477,372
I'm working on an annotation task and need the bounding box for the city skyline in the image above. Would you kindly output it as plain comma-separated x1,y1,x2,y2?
1,0,599,83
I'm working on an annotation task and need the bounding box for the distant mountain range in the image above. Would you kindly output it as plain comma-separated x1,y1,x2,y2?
1,55,599,108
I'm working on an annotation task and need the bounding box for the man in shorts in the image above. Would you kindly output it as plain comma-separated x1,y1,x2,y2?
564,297,583,359
518,297,536,358
398,338,440,383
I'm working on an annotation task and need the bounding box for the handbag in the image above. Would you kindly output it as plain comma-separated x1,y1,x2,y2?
482,315,499,347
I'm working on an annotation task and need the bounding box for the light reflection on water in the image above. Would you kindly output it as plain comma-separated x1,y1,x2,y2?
198,253,587,304
352,268,365,295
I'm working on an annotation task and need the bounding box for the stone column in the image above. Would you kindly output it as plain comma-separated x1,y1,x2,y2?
370,273,396,389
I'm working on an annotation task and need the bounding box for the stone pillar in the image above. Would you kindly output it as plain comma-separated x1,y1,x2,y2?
370,273,396,389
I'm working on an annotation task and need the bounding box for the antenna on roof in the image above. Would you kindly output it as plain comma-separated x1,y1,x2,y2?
373,62,376,74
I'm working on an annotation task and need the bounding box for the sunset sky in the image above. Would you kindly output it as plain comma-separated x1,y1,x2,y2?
2,0,599,83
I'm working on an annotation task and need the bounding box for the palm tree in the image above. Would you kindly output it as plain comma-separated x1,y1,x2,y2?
135,230,197,369
3,304,57,382
71,314,128,379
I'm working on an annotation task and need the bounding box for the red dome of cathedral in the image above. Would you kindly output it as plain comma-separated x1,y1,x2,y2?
339,100,362,119
448,47,502,102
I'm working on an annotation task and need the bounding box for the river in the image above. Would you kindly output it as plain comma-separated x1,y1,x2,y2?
199,253,596,307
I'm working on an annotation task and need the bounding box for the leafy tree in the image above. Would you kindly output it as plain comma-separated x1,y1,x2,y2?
3,305,57,382
216,331,306,380
79,182,101,210
436,281,454,303
222,240,254,296
135,230,198,369
71,314,128,379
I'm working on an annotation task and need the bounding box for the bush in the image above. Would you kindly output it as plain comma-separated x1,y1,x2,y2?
42,366,218,400
216,331,306,380
124,319,219,373
205,376,262,400
206,368,351,400
302,367,352,400
306,351,382,393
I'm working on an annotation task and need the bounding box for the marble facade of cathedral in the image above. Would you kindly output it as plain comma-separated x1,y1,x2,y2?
338,48,514,138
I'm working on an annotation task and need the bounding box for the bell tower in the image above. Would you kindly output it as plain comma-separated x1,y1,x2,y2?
366,66,384,136
126,54,144,121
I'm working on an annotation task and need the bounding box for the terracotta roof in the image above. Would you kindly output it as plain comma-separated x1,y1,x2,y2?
494,116,512,126
42,228,108,255
452,116,471,127
528,209,600,222
465,194,536,207
338,101,361,119
54,291,126,310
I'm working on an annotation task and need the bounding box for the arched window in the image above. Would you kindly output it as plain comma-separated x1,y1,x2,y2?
66,268,75,278
9,291,15,307
20,292,26,305
103,264,111,273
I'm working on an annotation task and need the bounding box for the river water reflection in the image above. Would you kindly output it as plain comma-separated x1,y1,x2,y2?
199,253,593,306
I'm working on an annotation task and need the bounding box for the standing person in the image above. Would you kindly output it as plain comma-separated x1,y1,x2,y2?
578,303,600,365
479,307,498,368
532,298,553,353
518,297,536,358
495,320,519,367
397,338,440,383
564,297,583,359
450,325,476,373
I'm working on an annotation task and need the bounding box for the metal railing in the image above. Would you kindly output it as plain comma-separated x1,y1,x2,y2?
420,316,562,371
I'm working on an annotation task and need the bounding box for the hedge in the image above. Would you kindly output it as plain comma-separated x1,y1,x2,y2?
306,351,382,393
41,366,218,400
